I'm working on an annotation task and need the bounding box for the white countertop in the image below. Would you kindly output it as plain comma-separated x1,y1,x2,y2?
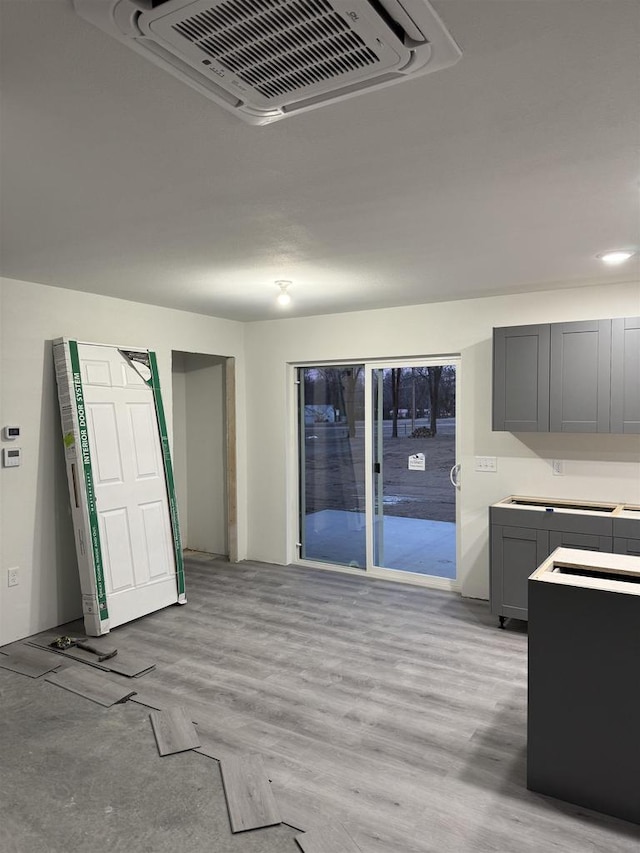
530,547,640,597
492,496,640,518
618,506,640,519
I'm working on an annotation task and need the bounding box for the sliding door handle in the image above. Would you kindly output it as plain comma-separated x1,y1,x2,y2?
449,463,461,489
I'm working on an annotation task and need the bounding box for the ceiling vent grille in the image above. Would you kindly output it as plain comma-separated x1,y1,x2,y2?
74,0,461,124
172,0,382,99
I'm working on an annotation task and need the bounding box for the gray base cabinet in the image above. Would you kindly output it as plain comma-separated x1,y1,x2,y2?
490,498,640,625
548,530,612,553
614,537,640,557
528,570,640,825
490,525,548,621
613,513,640,557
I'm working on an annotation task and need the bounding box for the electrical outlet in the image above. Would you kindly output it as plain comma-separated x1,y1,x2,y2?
475,456,497,472
552,459,564,476
7,567,19,588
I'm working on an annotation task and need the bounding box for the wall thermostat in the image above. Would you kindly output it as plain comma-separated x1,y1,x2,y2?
2,447,21,467
3,426,20,441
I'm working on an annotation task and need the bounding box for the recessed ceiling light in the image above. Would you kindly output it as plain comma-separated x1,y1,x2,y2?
597,249,635,266
275,280,292,306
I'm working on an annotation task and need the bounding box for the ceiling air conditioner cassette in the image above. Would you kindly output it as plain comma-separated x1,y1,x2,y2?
74,0,461,125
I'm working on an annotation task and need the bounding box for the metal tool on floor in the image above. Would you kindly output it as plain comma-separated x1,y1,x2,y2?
50,636,118,662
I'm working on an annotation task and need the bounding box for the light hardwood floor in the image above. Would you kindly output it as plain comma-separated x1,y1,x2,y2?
48,555,640,852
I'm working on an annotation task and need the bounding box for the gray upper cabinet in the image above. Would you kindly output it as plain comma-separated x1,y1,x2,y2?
610,317,640,434
549,320,611,432
493,316,638,433
493,325,550,431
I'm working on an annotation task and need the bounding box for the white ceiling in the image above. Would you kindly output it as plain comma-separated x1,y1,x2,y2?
1,0,638,321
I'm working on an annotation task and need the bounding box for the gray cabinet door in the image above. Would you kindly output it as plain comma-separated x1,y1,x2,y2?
611,317,640,434
493,325,550,431
548,531,613,553
550,320,611,432
613,537,640,557
613,514,640,539
491,525,549,619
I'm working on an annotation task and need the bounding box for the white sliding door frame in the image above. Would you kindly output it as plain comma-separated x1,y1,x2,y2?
290,355,461,592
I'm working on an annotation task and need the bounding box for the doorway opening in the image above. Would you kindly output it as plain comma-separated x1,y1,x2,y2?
297,359,459,585
172,352,237,561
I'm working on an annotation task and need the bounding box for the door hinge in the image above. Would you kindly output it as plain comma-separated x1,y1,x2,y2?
373,462,381,474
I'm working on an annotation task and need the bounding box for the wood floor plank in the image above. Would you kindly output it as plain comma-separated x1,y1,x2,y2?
149,706,200,756
195,712,283,763
295,822,362,853
28,636,154,677
27,637,112,670
220,754,281,833
107,655,155,678
0,645,63,678
45,666,136,707
274,775,433,853
130,695,164,711
271,782,325,832
196,741,237,762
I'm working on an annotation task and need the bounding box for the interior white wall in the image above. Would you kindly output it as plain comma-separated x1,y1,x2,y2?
171,352,189,543
184,354,227,555
243,281,640,600
0,277,246,645
2,274,638,645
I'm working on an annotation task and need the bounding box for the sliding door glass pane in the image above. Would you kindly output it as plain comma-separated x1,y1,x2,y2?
299,365,365,568
372,365,457,578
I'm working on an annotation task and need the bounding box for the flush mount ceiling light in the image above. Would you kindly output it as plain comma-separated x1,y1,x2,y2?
597,249,636,266
276,280,292,307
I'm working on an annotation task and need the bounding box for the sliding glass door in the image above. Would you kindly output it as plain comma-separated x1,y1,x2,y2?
297,359,458,581
298,365,366,567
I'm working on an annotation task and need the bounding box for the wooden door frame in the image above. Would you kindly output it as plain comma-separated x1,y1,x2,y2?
225,356,238,562
171,351,238,563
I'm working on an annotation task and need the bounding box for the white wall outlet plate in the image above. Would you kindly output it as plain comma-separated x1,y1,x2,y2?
552,459,564,476
7,567,19,587
475,456,497,472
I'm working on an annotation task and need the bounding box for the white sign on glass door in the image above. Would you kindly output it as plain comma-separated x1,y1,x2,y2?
408,453,426,471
